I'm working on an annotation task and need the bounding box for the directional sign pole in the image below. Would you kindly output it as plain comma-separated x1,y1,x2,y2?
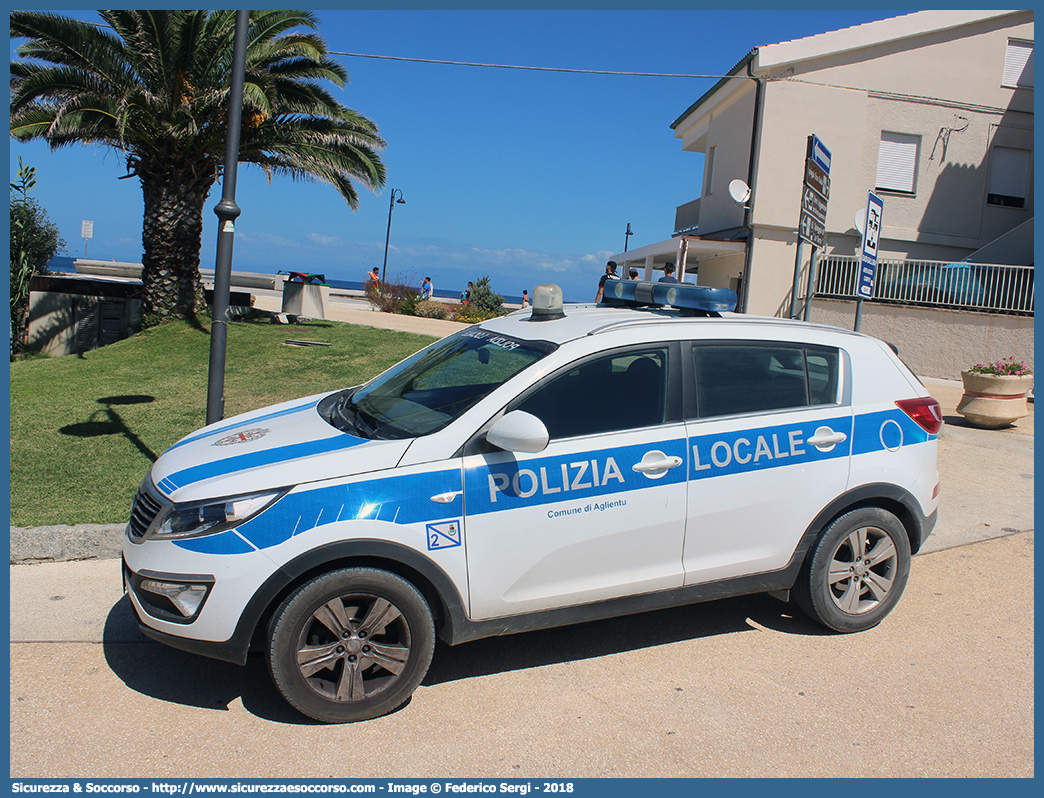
793,135,831,319
790,238,805,319
803,246,819,321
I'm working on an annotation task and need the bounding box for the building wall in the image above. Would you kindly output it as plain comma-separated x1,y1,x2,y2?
693,89,755,235
809,298,1034,380
750,79,871,236
693,252,746,294
767,12,1033,113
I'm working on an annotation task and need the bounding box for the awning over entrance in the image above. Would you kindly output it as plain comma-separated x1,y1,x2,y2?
610,235,746,282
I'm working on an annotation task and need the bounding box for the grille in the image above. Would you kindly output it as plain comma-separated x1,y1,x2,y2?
128,487,165,540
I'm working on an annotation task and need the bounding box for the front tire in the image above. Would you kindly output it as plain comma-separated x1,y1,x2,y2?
267,568,435,722
794,508,911,633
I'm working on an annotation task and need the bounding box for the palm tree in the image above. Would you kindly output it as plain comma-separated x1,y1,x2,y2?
10,10,386,323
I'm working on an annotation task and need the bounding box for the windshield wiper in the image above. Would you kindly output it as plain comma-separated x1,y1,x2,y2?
329,392,370,438
353,404,382,438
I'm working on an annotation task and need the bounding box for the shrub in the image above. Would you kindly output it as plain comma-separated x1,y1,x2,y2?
397,292,420,317
414,299,449,320
453,304,504,324
366,276,418,315
467,275,506,316
10,158,65,357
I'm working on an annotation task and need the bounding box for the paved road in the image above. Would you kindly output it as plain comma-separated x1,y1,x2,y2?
9,531,1034,778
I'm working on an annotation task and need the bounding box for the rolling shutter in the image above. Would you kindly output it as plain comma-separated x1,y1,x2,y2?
987,147,1030,207
1003,40,1033,88
876,132,919,194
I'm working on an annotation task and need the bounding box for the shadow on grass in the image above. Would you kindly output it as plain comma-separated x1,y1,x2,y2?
60,394,159,462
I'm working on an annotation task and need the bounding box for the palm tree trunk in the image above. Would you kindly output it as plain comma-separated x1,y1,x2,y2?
138,157,218,324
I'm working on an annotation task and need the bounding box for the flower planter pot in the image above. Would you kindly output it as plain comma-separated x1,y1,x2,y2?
956,371,1033,428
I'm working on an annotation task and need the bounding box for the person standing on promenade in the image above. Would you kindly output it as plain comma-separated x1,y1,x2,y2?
595,261,619,303
658,263,679,283
421,276,433,300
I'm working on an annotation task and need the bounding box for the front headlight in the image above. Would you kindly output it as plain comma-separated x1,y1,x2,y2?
150,490,283,540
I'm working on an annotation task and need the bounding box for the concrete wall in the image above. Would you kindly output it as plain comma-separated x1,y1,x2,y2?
26,290,142,357
74,260,280,291
809,297,1033,380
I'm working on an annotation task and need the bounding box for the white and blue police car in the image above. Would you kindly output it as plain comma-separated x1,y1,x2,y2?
124,281,942,722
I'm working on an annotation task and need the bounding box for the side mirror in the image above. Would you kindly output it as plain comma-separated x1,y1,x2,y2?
486,410,549,453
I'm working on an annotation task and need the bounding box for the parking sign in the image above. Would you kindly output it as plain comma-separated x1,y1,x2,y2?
857,191,884,299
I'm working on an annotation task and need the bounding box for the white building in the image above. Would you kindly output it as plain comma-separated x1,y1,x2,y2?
614,10,1034,321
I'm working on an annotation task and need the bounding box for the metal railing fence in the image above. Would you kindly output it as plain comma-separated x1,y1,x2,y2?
815,255,1034,315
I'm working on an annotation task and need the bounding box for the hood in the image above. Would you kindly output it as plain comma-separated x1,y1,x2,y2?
149,392,411,503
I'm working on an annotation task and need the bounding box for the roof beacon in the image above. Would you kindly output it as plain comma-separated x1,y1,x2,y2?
602,279,737,315
530,283,565,321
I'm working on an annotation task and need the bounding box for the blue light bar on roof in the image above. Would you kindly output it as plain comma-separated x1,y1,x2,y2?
601,280,737,313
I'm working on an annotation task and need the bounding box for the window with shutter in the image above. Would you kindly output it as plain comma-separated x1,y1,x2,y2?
987,147,1031,208
1003,40,1033,89
703,146,716,197
875,132,919,194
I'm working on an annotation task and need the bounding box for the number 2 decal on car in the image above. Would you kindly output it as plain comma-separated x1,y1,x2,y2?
427,520,462,550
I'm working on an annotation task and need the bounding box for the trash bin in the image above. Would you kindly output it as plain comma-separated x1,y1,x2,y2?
280,272,329,319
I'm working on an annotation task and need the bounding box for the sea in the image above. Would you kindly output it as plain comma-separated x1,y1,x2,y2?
45,257,524,305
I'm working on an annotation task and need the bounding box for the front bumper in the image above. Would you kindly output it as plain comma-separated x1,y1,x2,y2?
124,558,254,665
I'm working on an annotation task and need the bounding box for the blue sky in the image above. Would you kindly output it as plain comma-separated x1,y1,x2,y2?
10,9,904,302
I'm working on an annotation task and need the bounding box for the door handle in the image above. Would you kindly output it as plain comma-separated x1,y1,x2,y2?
430,491,461,504
808,427,848,449
632,451,684,475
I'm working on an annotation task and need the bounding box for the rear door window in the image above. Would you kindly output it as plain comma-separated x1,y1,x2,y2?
690,343,839,419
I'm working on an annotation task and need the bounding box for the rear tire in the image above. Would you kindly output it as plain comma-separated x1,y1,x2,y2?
794,508,911,633
267,567,435,722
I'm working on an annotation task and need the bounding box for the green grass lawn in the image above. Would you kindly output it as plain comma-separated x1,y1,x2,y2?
9,318,436,527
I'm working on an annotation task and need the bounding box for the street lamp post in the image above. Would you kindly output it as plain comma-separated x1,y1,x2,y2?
381,189,406,283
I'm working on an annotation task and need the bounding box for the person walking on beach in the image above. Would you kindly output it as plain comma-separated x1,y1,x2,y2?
595,261,619,303
521,289,529,309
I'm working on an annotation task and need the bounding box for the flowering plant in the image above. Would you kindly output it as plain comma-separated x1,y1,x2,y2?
967,357,1032,376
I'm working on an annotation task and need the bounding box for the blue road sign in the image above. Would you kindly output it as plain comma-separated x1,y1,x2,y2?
857,191,884,299
810,135,832,175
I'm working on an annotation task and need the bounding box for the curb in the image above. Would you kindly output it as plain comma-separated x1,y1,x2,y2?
10,524,125,564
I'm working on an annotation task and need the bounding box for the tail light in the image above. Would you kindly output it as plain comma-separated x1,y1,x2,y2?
896,397,943,435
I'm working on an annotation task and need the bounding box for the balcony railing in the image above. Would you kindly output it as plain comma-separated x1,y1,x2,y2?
815,255,1034,315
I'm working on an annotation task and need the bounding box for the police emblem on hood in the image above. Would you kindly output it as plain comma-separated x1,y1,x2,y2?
213,428,271,446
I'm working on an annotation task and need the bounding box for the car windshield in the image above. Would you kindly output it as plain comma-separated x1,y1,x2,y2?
336,328,555,440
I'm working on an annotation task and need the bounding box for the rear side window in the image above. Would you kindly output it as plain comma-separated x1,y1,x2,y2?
516,348,669,439
691,343,839,419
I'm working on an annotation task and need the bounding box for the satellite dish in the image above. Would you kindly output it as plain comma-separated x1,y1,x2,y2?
728,179,751,206
854,208,866,236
